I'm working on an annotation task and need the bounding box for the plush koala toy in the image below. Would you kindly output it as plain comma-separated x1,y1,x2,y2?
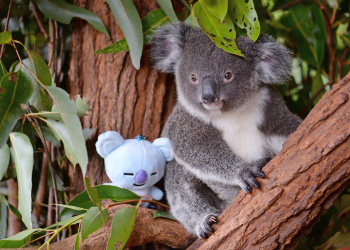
150,23,302,238
95,131,174,206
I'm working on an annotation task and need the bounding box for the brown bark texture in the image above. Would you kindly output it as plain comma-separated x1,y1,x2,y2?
30,205,194,250
67,0,176,196
188,72,350,249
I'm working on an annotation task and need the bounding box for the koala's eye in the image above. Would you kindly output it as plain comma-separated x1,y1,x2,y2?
151,172,157,176
190,73,198,84
224,72,233,81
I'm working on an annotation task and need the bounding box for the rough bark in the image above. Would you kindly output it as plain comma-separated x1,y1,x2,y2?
67,0,176,196
188,72,350,249
29,205,194,250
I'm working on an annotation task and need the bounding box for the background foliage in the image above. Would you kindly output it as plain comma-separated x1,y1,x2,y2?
0,0,349,249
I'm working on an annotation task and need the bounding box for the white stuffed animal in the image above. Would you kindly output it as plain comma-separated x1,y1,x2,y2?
96,131,173,206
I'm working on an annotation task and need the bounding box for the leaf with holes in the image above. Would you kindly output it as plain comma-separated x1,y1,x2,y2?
194,0,243,56
229,0,260,41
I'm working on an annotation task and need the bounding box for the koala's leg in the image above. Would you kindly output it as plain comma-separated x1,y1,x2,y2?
165,161,223,238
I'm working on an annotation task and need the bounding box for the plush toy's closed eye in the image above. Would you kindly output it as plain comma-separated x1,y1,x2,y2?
95,131,125,158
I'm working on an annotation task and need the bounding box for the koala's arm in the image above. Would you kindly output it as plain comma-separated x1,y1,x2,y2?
149,186,163,200
163,105,265,193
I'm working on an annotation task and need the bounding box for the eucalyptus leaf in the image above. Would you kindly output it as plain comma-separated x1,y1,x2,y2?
9,132,34,229
194,0,243,56
41,125,60,147
0,196,8,240
0,60,7,79
55,204,88,212
76,95,92,117
229,0,260,41
36,111,61,121
155,0,178,23
94,9,169,54
85,177,104,220
0,71,34,148
75,221,81,250
44,86,88,175
153,210,177,220
0,229,41,248
107,207,138,250
81,207,108,242
106,0,143,69
202,0,228,22
83,128,96,141
61,185,140,217
33,0,110,38
0,31,12,45
0,144,10,180
45,214,84,229
0,195,22,219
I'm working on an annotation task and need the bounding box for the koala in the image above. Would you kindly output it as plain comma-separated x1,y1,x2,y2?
150,23,302,238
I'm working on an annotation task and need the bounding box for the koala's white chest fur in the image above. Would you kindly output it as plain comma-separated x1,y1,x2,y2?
211,88,281,163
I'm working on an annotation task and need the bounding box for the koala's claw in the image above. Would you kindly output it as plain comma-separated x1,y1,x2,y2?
195,214,218,239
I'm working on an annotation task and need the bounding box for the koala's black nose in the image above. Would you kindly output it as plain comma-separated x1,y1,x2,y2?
201,78,219,104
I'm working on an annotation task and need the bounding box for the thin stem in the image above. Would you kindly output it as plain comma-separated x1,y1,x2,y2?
105,197,170,209
330,0,338,24
337,47,349,80
179,0,191,11
0,0,14,58
30,2,49,39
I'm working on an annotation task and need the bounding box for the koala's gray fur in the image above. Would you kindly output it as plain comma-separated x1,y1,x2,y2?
150,23,302,238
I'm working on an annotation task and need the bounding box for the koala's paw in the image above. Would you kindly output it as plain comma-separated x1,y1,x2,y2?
195,214,218,238
236,157,270,194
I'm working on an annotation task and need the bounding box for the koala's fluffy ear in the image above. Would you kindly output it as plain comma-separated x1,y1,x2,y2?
153,138,174,162
96,131,125,158
250,35,292,84
149,23,190,73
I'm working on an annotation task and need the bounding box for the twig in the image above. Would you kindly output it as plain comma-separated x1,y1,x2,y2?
330,0,338,24
0,0,14,58
337,47,349,80
179,0,191,11
30,2,49,39
105,197,170,209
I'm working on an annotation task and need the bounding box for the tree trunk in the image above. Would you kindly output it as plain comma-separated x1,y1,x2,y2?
67,0,176,196
188,71,350,249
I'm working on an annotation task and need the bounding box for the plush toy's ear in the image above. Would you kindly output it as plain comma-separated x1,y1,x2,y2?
152,138,174,162
244,35,292,84
149,22,191,73
95,131,125,159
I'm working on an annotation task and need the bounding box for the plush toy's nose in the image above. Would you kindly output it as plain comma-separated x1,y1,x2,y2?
135,170,147,184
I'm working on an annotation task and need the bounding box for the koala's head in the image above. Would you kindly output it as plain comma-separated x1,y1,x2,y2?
96,131,173,190
150,23,291,115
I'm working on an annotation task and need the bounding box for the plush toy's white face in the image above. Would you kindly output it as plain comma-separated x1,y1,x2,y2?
104,140,166,191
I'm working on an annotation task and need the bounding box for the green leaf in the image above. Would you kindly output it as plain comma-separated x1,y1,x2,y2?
106,0,143,69
0,196,8,240
194,0,243,56
76,95,92,117
83,128,96,141
9,132,34,229
229,0,260,41
94,9,169,54
85,177,104,221
107,207,138,250
153,210,177,220
0,70,34,148
35,111,61,120
45,214,84,229
18,57,52,112
75,221,81,250
0,31,12,45
155,0,178,23
41,126,60,147
0,60,8,80
185,9,200,28
0,195,22,220
33,0,110,38
0,229,42,248
315,232,350,249
44,86,88,175
202,0,228,22
55,204,88,212
81,207,108,242
44,119,79,167
0,144,10,180
61,185,140,217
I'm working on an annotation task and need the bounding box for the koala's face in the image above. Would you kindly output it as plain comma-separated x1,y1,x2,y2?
150,23,291,115
176,31,258,114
